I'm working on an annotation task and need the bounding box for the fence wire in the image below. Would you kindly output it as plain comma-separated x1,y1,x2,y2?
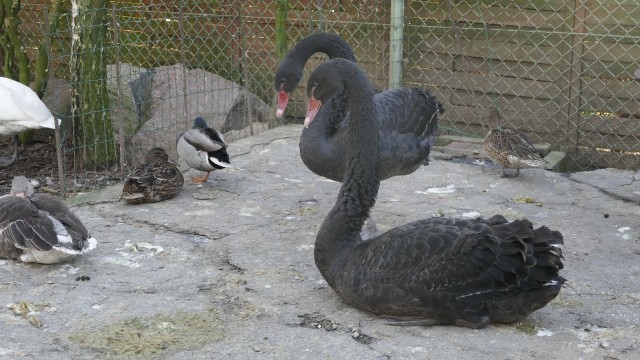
2,0,639,194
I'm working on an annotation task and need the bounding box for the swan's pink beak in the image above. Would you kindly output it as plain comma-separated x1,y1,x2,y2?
304,96,322,128
276,91,290,118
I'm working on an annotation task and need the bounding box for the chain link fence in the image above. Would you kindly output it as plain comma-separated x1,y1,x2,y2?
2,0,638,194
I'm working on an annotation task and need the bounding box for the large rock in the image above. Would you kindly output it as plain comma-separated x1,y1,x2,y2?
128,64,272,165
106,64,153,137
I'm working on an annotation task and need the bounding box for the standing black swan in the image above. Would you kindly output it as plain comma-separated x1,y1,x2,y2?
274,32,443,182
306,58,565,328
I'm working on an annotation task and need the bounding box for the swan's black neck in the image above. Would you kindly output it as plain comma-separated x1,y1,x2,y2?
289,32,356,64
314,60,380,284
277,33,356,93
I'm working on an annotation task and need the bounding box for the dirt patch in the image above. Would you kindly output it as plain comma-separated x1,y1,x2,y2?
0,131,121,195
68,309,224,358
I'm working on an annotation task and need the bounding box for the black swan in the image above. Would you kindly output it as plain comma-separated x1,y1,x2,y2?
274,32,443,182
483,109,546,177
306,58,565,328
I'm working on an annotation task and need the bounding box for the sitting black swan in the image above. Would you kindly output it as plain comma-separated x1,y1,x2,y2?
274,32,443,182
306,58,565,328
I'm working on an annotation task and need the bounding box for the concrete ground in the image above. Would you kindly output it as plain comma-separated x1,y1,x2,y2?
1,124,639,359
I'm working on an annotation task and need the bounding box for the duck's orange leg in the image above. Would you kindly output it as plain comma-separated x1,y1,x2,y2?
191,172,210,183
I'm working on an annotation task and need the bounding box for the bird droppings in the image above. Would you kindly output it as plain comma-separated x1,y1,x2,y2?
296,207,318,216
432,209,446,217
349,327,376,345
416,184,456,194
513,196,544,207
298,312,339,331
514,322,538,336
616,227,631,240
68,309,224,358
536,329,555,337
6,302,48,328
462,211,481,218
296,313,377,345
123,240,164,255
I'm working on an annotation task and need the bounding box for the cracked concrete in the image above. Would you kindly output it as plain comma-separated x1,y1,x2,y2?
570,168,640,204
1,124,639,359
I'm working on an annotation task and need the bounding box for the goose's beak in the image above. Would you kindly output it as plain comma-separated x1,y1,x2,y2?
304,96,322,128
276,91,290,118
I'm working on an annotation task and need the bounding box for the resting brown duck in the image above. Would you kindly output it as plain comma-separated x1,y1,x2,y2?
306,59,565,328
483,109,546,177
121,147,184,204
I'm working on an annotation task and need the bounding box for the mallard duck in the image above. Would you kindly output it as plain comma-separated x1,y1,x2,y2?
0,77,60,167
121,147,184,204
176,117,231,183
306,59,564,328
0,176,97,264
483,109,546,177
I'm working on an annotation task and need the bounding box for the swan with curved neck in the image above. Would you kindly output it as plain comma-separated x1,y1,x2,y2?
306,58,564,328
275,32,442,183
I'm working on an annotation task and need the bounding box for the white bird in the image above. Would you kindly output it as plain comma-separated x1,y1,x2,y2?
0,77,60,167
0,176,97,264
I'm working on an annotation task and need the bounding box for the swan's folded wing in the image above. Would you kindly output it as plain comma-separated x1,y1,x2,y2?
374,88,442,135
378,130,432,176
349,217,534,299
0,196,58,251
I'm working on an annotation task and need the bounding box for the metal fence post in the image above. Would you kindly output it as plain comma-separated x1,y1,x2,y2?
567,0,586,166
44,6,66,197
389,0,404,89
179,0,189,129
111,3,125,178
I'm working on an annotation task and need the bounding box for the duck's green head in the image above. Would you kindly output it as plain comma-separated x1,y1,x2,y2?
193,117,209,129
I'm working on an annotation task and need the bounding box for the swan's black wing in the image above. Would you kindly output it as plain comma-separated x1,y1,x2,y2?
0,196,58,252
374,88,442,137
330,216,563,323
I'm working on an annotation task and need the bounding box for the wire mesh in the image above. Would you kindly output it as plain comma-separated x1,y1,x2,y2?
3,0,639,194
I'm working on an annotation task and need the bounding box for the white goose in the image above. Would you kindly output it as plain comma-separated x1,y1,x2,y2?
0,77,60,167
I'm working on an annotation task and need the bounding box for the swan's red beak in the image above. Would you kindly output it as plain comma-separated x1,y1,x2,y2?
305,96,322,128
276,91,290,118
